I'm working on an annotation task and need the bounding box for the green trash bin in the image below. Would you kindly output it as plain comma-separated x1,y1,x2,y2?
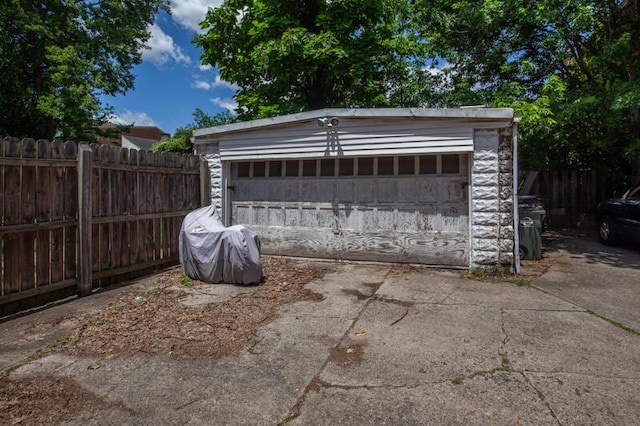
518,196,549,234
519,216,542,260
524,209,547,235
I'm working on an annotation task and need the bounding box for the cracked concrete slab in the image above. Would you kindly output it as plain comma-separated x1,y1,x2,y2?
3,233,640,425
320,300,505,386
504,309,640,378
376,270,464,304
292,372,556,425
525,372,640,425
532,232,640,332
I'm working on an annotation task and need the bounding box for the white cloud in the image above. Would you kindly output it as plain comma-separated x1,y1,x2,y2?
141,23,191,66
213,75,239,90
210,97,238,111
193,74,239,91
109,110,159,127
199,64,213,71
194,80,213,90
170,0,224,33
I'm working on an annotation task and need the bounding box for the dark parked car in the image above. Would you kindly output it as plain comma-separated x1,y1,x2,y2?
597,181,640,245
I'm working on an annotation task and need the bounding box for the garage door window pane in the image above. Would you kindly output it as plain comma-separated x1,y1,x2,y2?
378,157,394,176
237,162,250,178
285,160,299,177
419,156,436,174
269,161,282,177
442,154,459,174
253,161,266,177
339,158,354,176
320,159,335,176
302,159,316,176
398,156,415,175
358,158,373,175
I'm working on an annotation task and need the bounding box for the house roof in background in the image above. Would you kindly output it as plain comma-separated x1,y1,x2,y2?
99,123,169,139
122,135,160,151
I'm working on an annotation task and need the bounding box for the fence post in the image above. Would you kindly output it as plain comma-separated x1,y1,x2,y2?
78,144,93,297
200,156,210,207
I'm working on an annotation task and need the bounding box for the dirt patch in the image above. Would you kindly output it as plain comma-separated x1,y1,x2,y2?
327,339,366,366
389,263,422,275
43,257,332,361
341,288,371,300
0,372,132,425
0,257,333,425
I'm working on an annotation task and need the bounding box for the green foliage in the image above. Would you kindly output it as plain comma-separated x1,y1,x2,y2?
451,376,464,385
194,1,638,176
0,0,167,141
152,109,238,153
410,0,640,175
180,274,193,288
136,287,162,302
151,136,193,154
195,0,419,120
191,108,238,128
46,333,71,350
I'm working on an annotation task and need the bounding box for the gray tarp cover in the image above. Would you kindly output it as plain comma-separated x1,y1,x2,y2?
179,205,262,285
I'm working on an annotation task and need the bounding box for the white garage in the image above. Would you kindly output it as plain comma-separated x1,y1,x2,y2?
194,108,518,271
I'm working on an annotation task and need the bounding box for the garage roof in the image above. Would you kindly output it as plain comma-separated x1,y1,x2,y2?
192,107,515,141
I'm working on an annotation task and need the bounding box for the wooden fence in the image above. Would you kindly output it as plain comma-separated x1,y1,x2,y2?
0,137,207,317
525,169,628,228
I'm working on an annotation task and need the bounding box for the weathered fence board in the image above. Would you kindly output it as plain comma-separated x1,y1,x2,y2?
1,137,206,317
4,138,23,299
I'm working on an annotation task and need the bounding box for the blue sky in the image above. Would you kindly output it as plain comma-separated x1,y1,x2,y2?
103,1,236,135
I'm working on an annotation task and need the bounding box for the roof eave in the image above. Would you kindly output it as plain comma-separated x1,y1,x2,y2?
192,107,515,142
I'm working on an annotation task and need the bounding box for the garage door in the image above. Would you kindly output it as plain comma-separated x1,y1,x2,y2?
230,154,469,266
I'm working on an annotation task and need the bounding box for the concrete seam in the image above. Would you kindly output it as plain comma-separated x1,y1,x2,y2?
531,284,639,336
278,267,393,425
516,370,562,425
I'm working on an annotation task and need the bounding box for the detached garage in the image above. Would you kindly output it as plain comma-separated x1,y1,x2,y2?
194,108,518,271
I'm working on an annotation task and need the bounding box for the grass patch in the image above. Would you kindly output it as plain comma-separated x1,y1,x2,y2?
136,287,161,302
468,267,529,286
587,310,638,335
471,370,490,378
501,354,512,371
463,354,512,381
536,389,545,400
469,268,489,279
451,376,464,385
180,274,193,288
47,334,71,350
114,302,124,311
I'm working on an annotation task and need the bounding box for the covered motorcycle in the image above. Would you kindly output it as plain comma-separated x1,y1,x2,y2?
179,205,262,285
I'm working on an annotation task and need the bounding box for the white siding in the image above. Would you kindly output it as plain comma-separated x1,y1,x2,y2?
215,118,496,161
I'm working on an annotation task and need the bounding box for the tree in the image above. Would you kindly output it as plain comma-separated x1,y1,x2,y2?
0,0,167,141
195,0,419,120
409,0,640,177
152,109,238,153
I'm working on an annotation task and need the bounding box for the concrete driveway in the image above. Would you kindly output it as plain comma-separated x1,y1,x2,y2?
1,231,640,425
532,230,640,332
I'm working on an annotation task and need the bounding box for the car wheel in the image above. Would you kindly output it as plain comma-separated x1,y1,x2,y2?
598,216,619,246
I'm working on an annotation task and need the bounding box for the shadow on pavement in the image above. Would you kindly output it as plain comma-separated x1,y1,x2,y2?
541,228,640,271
